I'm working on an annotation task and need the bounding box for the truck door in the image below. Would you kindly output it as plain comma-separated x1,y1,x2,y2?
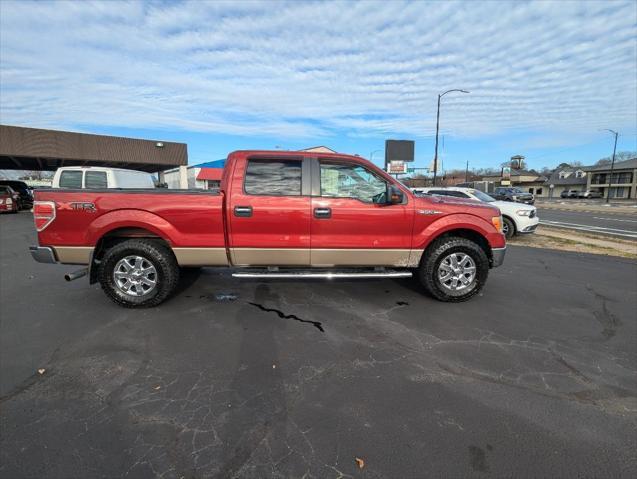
310,159,415,267
227,156,312,266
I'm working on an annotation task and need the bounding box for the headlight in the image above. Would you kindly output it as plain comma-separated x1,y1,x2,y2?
516,209,531,216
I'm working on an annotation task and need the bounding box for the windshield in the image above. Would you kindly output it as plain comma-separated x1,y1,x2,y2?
471,190,496,202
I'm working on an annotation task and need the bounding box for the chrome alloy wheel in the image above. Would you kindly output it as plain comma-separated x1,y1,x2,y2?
113,255,157,297
437,252,477,292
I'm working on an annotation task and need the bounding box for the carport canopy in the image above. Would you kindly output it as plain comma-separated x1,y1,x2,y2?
0,125,187,173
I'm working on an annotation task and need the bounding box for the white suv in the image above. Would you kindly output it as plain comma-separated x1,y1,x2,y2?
413,187,539,239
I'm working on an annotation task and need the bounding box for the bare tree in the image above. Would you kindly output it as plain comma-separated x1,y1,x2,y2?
595,151,635,166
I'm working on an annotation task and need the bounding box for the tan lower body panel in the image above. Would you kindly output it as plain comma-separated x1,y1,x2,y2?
231,248,419,267
231,248,309,266
53,246,93,265
311,249,416,267
51,246,421,268
173,248,228,266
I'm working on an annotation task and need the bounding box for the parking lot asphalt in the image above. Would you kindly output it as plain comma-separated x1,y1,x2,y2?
1,211,637,478
537,207,637,239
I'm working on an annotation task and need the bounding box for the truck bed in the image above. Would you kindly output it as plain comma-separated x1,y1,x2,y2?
34,188,227,265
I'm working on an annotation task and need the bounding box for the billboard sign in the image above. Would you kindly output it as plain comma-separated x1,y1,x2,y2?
388,161,407,174
385,140,414,169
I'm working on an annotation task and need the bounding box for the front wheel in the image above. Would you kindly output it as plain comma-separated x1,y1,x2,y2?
417,237,490,302
98,239,180,308
502,217,515,239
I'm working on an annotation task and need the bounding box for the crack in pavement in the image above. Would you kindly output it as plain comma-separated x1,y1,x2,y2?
586,284,622,340
248,302,324,332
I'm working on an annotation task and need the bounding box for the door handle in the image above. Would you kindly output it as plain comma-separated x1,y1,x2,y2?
314,207,331,219
234,206,253,217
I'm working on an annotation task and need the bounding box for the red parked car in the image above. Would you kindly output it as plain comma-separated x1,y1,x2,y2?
30,150,506,307
0,185,19,213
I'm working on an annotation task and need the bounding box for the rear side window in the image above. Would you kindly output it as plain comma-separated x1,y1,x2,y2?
85,171,107,189
244,159,302,196
59,171,82,188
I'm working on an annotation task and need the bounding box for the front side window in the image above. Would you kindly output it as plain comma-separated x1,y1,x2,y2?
244,159,301,196
85,171,107,189
59,171,82,188
320,162,388,203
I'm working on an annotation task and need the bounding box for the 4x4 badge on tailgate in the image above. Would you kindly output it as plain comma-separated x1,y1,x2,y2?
56,202,96,212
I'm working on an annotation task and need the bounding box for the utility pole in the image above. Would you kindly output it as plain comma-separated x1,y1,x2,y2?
465,159,469,183
432,89,469,186
602,129,618,203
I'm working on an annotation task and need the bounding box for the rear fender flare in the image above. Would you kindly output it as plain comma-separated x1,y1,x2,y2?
86,209,177,246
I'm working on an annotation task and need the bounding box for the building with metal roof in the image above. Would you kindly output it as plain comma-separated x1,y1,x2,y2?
0,124,187,173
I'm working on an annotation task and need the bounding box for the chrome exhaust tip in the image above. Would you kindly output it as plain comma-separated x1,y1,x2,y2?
65,268,88,282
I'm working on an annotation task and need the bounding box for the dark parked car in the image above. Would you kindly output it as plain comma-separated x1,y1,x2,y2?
0,185,19,213
0,180,33,210
493,187,535,205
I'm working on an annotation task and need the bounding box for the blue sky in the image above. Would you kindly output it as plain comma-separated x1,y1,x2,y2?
1,0,636,172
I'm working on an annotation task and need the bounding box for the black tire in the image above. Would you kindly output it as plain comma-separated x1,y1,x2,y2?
417,237,489,302
502,216,515,239
98,239,179,308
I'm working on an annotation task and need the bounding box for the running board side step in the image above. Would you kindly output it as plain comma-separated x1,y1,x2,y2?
232,270,412,279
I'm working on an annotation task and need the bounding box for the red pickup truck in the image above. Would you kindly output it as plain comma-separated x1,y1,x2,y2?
30,150,506,307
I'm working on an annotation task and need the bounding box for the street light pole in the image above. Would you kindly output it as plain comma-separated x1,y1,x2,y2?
603,129,618,203
432,89,469,186
370,149,382,164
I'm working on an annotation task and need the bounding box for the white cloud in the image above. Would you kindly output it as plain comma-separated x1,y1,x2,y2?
1,0,635,140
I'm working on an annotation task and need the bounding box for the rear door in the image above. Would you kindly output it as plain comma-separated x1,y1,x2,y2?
227,156,312,266
310,159,414,267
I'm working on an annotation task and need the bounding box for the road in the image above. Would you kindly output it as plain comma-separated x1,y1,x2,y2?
1,212,637,478
537,207,637,239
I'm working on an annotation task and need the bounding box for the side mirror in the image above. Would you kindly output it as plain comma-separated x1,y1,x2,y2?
387,185,404,205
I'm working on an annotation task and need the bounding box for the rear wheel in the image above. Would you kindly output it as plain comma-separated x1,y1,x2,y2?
502,216,515,239
418,237,489,302
98,239,179,308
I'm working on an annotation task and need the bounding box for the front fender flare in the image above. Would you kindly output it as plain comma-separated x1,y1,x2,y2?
413,213,503,250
